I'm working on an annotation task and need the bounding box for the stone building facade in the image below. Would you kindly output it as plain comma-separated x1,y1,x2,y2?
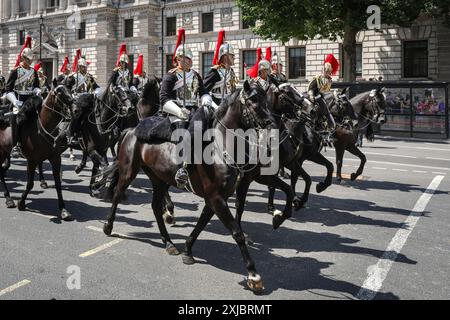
1,0,450,91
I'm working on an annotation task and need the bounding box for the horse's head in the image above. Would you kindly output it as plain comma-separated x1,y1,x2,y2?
51,83,74,116
367,87,387,124
332,88,354,119
277,83,315,119
240,80,278,130
112,85,132,115
72,93,94,120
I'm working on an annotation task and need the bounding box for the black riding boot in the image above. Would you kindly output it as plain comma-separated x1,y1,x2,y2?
67,116,81,147
173,121,190,189
10,114,23,159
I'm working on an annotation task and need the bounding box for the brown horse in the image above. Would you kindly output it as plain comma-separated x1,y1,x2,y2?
14,84,75,221
97,81,277,293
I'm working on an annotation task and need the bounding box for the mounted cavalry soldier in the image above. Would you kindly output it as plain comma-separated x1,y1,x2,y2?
270,52,287,86
159,28,212,188
66,49,101,146
109,44,137,95
307,53,340,133
5,36,41,158
204,29,238,108
54,55,71,86
34,63,51,98
133,54,148,94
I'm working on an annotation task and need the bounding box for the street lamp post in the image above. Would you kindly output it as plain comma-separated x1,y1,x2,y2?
39,13,44,62
160,0,166,78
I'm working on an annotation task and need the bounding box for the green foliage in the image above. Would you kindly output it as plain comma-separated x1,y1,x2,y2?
237,0,450,43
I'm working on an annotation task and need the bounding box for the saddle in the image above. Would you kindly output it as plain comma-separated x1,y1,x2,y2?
134,115,173,143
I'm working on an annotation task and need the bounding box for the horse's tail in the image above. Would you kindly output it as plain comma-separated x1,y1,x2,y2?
365,123,375,142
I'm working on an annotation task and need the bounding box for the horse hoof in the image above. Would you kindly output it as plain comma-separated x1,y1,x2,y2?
316,182,328,193
351,173,358,181
61,209,74,222
163,211,176,225
267,206,275,215
336,178,342,184
103,223,113,236
166,244,180,256
247,274,264,294
272,214,285,230
17,201,26,211
245,236,254,246
182,254,196,265
40,181,48,190
293,198,304,211
6,199,16,209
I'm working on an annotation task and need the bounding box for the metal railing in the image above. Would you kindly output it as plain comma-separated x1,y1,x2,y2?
332,81,449,139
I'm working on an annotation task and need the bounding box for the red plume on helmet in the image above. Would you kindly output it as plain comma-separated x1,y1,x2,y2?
34,62,42,72
265,47,272,63
72,48,82,73
134,54,144,76
246,48,262,79
115,43,128,67
15,35,32,68
324,54,340,76
60,56,70,73
173,28,186,65
213,29,226,66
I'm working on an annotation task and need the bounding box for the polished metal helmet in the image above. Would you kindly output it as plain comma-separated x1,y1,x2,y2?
21,48,33,61
258,59,271,72
175,45,193,61
324,62,333,75
78,58,88,68
219,43,235,61
119,53,129,65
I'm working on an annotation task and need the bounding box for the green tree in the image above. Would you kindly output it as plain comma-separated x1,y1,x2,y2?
237,0,450,81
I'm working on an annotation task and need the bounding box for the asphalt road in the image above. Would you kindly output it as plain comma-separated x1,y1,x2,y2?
0,137,449,300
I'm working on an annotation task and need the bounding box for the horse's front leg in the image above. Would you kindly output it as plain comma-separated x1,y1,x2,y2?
1,167,15,208
49,156,73,221
163,189,175,225
2,155,10,171
334,144,345,184
38,162,48,189
17,162,37,211
235,175,253,244
75,151,88,174
346,144,367,181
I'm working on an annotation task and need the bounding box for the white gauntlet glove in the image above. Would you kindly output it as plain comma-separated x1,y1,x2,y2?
33,88,42,97
162,100,190,120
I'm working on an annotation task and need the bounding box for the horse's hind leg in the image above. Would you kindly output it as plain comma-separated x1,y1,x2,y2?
346,144,366,181
309,152,334,193
2,156,10,171
212,196,263,293
17,162,37,211
163,189,175,225
1,168,15,208
294,165,312,210
75,151,88,174
235,176,253,244
143,170,179,256
49,156,73,221
89,162,101,198
38,162,48,189
334,145,345,184
182,205,214,265
255,175,294,230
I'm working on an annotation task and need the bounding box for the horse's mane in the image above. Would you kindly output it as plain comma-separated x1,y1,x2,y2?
76,92,95,110
141,75,160,104
215,89,241,121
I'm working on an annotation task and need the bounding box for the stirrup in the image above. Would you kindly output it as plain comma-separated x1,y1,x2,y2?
175,167,189,189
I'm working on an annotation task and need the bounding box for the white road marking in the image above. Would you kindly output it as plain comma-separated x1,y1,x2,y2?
412,170,427,174
79,239,123,258
426,157,450,161
370,144,450,152
432,172,447,175
325,156,450,172
27,212,57,219
357,175,444,300
0,280,31,297
372,167,387,170
364,152,417,159
392,169,407,172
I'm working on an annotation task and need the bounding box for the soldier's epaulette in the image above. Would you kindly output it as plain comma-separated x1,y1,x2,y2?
113,67,121,72
212,65,221,70
168,68,178,74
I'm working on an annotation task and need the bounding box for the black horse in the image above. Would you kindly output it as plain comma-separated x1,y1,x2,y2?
97,81,278,293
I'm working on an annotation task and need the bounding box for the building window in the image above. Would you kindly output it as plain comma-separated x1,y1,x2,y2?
288,47,306,79
128,54,134,73
202,52,214,78
124,19,134,38
18,30,26,46
77,22,86,40
242,50,257,80
403,40,428,78
166,54,175,72
340,44,362,78
19,0,31,17
46,0,60,9
166,17,177,36
202,12,214,33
